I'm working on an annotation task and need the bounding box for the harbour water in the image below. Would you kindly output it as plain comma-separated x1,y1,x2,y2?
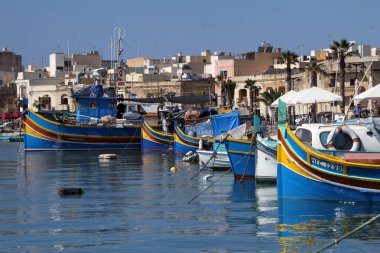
1,142,380,252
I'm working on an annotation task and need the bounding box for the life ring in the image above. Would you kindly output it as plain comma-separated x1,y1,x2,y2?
184,111,199,125
325,126,361,151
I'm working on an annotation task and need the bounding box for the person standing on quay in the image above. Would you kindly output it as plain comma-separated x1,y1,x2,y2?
352,103,362,118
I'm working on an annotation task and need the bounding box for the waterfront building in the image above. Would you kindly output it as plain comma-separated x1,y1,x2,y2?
0,48,23,114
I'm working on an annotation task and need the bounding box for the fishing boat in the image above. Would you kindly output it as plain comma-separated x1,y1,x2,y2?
276,99,380,201
224,115,275,180
224,136,255,180
137,95,216,152
22,91,142,151
196,111,249,170
171,108,214,154
141,120,173,151
255,134,277,182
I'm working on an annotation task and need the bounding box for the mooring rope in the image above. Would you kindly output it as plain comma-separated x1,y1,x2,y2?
187,145,254,204
239,132,258,183
314,213,380,253
187,167,232,204
122,125,140,152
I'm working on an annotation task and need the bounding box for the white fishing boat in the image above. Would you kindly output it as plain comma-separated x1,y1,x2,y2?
255,134,277,182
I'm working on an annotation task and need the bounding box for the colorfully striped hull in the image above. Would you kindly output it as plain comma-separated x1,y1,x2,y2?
141,121,173,151
23,110,141,151
173,126,212,154
224,138,255,179
277,124,380,201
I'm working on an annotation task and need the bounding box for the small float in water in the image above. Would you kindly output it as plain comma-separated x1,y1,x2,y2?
58,187,84,196
99,154,117,159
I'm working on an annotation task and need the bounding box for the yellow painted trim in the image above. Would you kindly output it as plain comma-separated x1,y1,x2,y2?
226,137,251,144
277,140,320,181
285,126,380,169
26,115,139,140
143,121,172,137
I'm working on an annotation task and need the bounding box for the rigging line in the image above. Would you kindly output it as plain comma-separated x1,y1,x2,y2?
314,212,380,253
239,132,257,183
187,139,256,204
344,61,374,119
187,167,232,204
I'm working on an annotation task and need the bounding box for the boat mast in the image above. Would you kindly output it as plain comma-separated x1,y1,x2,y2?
113,26,126,97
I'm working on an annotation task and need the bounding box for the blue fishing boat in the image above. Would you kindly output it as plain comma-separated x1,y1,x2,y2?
173,123,213,154
138,96,217,152
224,115,263,180
22,95,142,151
224,136,255,179
196,111,244,170
141,120,173,151
174,110,241,155
277,99,380,201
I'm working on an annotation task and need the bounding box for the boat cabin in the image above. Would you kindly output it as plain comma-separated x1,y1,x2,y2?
295,120,380,152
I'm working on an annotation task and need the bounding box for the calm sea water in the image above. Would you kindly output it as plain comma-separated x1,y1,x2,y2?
1,142,380,252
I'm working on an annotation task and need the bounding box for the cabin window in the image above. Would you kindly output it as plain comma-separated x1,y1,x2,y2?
89,102,97,110
295,128,312,144
319,131,330,146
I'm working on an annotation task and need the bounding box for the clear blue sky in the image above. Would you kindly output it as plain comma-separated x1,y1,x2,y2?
1,0,379,68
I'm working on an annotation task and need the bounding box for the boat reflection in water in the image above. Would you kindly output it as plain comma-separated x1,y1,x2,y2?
229,181,279,251
277,198,380,252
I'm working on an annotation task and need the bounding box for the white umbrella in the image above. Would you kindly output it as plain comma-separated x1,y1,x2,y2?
288,86,342,105
354,83,380,101
271,90,298,107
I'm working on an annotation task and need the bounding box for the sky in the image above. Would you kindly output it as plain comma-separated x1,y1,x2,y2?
1,0,380,68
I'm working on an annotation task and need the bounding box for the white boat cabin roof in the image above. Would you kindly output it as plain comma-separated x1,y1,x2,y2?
295,120,380,152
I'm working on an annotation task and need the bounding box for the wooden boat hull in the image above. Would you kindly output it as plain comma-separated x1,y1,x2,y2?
141,121,173,151
277,124,380,201
173,126,212,154
22,110,141,151
197,149,230,170
255,142,277,182
224,138,255,179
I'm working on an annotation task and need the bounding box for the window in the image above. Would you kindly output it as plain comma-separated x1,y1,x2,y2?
61,95,68,105
89,102,97,110
295,128,312,144
319,131,330,146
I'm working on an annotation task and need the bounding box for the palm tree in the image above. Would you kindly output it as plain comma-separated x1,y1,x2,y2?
330,39,354,113
257,87,285,106
216,73,227,106
281,50,299,91
222,79,237,108
281,50,299,124
305,62,322,87
244,79,257,112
